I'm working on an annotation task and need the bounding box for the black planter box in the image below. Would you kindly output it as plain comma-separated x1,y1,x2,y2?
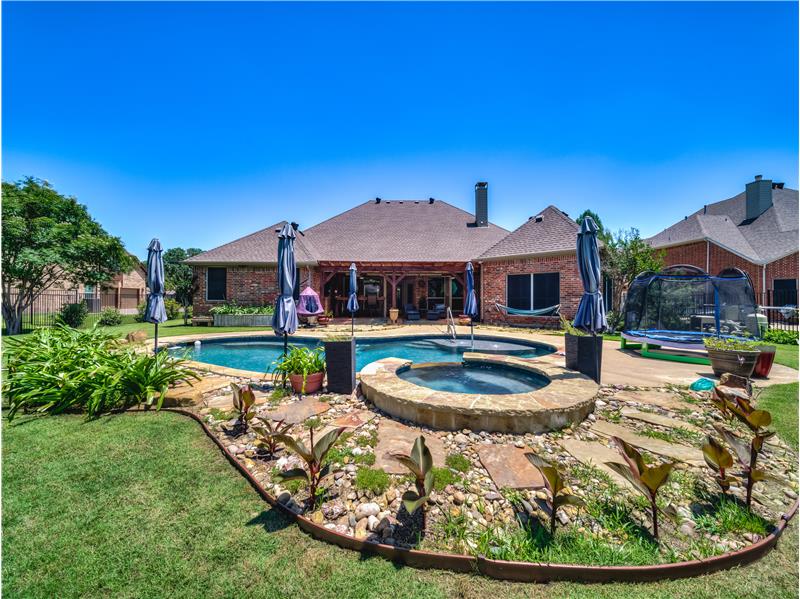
565,333,603,383
324,338,356,394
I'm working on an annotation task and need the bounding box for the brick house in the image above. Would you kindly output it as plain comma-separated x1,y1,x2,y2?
187,183,586,322
647,176,799,307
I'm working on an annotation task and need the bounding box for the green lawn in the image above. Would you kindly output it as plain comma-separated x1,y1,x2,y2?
775,344,799,370
758,383,799,450
3,412,798,599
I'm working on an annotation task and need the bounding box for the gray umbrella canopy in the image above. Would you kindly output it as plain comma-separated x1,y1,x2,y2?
573,216,607,334
346,263,359,314
144,238,168,325
271,223,298,338
464,262,478,318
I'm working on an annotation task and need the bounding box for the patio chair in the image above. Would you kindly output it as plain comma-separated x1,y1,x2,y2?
404,303,421,321
427,303,445,320
366,292,378,316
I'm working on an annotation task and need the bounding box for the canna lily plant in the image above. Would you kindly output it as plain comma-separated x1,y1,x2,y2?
231,383,257,432
605,436,675,539
525,453,585,536
392,435,435,529
714,422,773,509
702,435,736,495
252,418,293,457
272,426,347,508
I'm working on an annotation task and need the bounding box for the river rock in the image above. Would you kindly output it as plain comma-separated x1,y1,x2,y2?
355,502,380,521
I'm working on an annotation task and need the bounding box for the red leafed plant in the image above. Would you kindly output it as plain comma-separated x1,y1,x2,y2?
230,382,257,432
702,435,736,495
525,453,585,536
605,436,674,539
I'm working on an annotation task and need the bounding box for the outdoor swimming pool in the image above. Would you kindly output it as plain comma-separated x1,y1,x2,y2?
398,362,551,394
168,335,555,373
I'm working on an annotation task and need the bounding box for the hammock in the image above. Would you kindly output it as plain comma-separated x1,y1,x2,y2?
494,302,560,320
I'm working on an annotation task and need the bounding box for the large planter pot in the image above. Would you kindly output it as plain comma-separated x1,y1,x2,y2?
317,316,331,326
706,348,760,378
458,315,472,326
289,371,324,394
388,308,400,324
752,345,776,379
324,338,356,394
564,333,603,383
212,313,273,327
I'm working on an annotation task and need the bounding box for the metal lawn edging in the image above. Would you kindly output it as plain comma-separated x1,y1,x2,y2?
164,408,799,584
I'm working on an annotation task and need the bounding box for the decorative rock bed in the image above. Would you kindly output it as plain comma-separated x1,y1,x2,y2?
173,368,798,582
359,353,599,433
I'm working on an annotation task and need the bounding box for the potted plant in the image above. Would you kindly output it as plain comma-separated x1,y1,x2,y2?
317,310,333,326
324,334,356,394
388,307,400,324
562,316,602,383
703,337,761,378
271,346,326,394
458,314,472,326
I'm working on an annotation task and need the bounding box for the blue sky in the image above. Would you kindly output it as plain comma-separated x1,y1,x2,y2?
3,1,797,259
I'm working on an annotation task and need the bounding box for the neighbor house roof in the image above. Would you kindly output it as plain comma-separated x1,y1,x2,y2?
185,221,320,265
478,205,579,260
186,200,508,265
647,187,799,264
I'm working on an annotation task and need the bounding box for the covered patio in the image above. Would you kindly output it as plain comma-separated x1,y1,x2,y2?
318,261,478,320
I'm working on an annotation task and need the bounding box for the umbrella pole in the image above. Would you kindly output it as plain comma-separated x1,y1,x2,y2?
351,313,354,337
154,323,158,354
283,333,288,357
470,321,474,349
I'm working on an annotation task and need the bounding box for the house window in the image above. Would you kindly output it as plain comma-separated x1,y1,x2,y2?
206,267,227,301
507,274,532,310
533,273,560,310
506,273,560,310
773,279,797,306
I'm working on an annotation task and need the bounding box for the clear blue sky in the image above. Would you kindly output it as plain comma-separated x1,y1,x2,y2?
3,1,797,259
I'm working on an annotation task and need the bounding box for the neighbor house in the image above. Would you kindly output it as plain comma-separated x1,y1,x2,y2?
647,176,799,307
187,183,587,323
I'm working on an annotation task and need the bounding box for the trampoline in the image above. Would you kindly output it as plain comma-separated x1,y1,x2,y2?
620,265,764,364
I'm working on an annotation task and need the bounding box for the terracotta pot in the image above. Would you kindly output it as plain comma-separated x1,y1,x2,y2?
317,316,330,326
289,371,324,394
707,348,760,378
752,345,777,378
458,316,472,326
388,308,399,324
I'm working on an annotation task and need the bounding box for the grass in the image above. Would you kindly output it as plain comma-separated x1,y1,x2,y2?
695,499,772,537
355,467,391,494
774,343,799,370
445,453,471,473
638,427,703,445
757,382,799,450
4,412,799,599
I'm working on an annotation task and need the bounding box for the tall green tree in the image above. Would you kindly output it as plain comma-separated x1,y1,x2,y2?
2,178,134,334
163,247,202,325
575,209,610,242
603,228,665,312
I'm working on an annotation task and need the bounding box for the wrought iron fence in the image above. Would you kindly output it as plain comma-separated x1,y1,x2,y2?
2,288,145,333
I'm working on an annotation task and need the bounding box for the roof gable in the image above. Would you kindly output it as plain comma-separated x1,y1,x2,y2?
479,205,579,260
185,221,319,265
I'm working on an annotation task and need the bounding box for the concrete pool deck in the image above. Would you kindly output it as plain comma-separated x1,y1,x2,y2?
159,323,797,388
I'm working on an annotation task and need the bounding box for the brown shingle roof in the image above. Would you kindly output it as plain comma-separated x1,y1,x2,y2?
185,221,319,265
186,200,509,265
479,205,579,260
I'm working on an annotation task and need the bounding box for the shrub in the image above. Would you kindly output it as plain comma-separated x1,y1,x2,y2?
98,307,123,326
58,302,88,328
164,299,181,320
135,302,147,322
4,325,198,420
560,315,587,336
606,310,624,333
355,467,390,494
209,301,275,315
703,336,760,351
763,329,798,345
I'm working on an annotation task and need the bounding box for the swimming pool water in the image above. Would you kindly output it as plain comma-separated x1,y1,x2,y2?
398,362,550,394
168,335,554,373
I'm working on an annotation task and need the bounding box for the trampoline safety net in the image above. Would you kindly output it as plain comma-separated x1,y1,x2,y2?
623,265,762,342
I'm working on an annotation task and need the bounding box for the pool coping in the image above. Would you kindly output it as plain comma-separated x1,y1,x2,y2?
360,353,599,433
163,331,559,380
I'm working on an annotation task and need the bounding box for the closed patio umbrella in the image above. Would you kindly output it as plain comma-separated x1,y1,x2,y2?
573,216,607,381
347,263,359,336
144,238,168,354
464,261,478,348
272,223,299,355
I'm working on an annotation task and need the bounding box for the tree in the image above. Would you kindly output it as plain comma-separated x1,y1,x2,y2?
163,247,202,325
2,178,134,335
602,228,665,312
575,209,610,243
